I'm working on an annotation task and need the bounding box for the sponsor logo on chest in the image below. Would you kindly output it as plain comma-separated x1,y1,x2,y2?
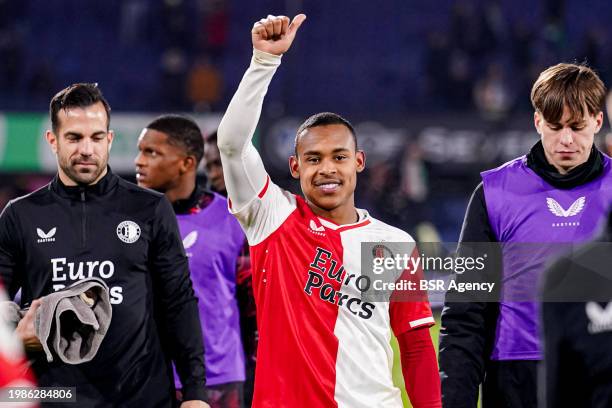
308,219,326,236
586,302,612,334
546,196,585,228
51,257,124,304
182,231,198,257
36,227,57,243
303,247,376,320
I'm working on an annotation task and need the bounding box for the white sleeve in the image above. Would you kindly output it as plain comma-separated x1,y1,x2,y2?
217,49,296,245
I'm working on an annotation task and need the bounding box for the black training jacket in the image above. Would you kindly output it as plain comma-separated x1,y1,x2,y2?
0,169,206,407
540,212,612,408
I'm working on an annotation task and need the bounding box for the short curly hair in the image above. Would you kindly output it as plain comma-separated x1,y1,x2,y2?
294,112,357,156
146,115,204,165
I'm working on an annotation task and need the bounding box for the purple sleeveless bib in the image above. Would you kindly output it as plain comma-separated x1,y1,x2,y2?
174,193,246,386
482,155,612,360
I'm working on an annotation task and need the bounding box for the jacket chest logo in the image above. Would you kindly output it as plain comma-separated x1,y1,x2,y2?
116,221,141,244
586,302,612,334
308,219,326,236
37,227,57,243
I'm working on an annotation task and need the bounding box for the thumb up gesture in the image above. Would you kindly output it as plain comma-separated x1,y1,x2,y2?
251,14,307,56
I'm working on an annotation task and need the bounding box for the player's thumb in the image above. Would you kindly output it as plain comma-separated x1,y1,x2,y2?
27,299,42,320
288,14,306,36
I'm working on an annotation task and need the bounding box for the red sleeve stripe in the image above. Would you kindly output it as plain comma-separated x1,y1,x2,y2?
258,176,270,198
228,176,269,210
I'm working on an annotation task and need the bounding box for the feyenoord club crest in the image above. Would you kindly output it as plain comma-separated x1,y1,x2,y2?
116,220,141,244
372,244,393,259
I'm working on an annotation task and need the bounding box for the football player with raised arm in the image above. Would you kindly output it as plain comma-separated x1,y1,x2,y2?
217,13,441,408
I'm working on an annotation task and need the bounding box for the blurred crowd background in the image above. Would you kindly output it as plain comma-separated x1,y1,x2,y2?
1,0,611,242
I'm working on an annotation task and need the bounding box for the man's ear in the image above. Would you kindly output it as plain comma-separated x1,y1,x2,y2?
356,150,366,173
46,130,58,154
534,111,543,135
107,130,114,152
289,155,300,179
181,156,197,175
594,111,604,134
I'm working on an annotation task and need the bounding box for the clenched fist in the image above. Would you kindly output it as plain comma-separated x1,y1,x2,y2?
251,14,306,56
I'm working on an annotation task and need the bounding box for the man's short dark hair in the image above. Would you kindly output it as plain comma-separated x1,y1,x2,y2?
203,131,219,155
146,114,204,165
294,112,358,156
50,83,111,134
205,130,217,144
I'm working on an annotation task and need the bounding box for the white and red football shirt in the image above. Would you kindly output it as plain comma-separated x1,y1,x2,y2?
0,283,37,406
231,177,434,408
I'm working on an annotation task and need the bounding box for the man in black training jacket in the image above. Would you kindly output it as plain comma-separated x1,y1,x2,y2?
0,83,209,408
540,211,612,408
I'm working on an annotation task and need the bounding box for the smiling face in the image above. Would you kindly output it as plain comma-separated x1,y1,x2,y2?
45,102,113,186
289,124,365,221
535,105,603,174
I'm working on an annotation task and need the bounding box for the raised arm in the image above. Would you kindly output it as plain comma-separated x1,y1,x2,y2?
217,14,305,211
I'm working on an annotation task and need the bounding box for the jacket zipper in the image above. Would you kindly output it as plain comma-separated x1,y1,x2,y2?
80,190,87,247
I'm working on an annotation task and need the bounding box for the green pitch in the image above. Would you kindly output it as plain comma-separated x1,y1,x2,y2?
391,312,441,408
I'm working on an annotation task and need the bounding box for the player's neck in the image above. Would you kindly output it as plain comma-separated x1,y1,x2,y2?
165,177,196,204
308,200,359,225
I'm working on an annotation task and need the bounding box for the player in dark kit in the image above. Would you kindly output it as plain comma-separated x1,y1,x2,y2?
540,211,612,408
0,83,209,408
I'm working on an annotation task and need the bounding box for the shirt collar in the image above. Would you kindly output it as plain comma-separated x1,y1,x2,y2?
526,141,604,189
172,185,215,214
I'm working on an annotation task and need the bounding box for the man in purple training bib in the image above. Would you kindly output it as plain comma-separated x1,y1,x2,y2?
439,63,611,408
135,115,248,408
